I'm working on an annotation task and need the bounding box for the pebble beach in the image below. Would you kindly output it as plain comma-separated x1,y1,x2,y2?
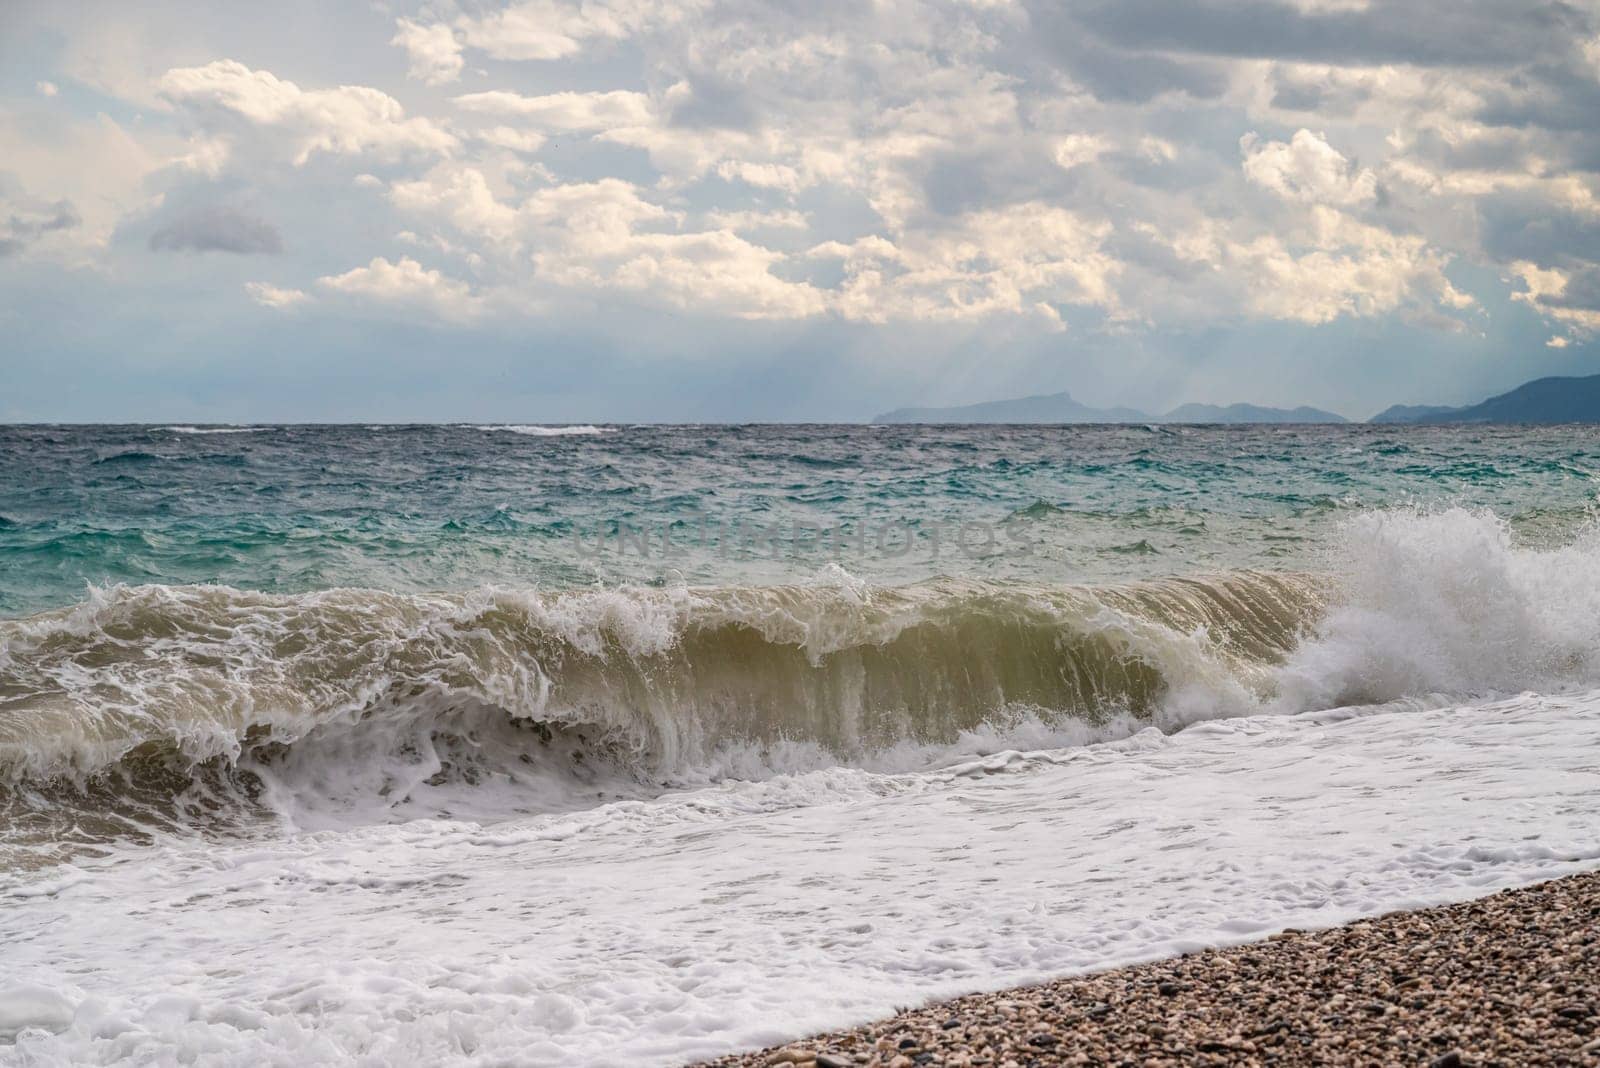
697,870,1600,1068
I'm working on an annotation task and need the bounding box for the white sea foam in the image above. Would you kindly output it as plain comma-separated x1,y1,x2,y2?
2,692,1597,1065
159,426,270,435
1274,505,1600,710
473,424,611,436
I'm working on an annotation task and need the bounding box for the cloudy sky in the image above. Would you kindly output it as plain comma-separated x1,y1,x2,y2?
3,0,1600,421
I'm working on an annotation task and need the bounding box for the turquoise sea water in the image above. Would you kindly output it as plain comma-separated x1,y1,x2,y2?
3,423,1598,616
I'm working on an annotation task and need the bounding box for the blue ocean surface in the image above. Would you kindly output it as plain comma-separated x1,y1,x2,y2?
3,423,1597,616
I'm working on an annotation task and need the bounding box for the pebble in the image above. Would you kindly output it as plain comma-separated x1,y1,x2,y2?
698,870,1600,1068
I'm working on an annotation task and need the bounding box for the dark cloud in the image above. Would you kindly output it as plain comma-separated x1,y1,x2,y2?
1479,192,1600,266
666,77,761,130
1068,0,1594,69
1105,226,1215,283
1405,126,1537,173
1025,7,1231,102
1269,81,1326,111
1538,264,1600,312
918,145,1070,217
0,198,79,257
1068,42,1231,102
148,205,283,254
1474,66,1600,133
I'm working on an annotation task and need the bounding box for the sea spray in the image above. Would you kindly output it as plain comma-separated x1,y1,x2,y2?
1275,506,1600,710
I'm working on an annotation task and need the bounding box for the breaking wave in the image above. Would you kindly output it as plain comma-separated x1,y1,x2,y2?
473,424,610,437
4,507,1600,851
0,571,1314,782
160,426,271,435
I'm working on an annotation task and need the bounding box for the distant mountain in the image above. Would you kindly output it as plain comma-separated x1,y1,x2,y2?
871,392,1348,424
1162,403,1347,424
1369,374,1600,424
871,391,1149,424
874,373,1600,426
1369,404,1462,424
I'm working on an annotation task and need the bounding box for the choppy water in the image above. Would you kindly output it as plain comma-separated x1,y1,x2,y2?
4,424,1600,1065
4,423,1598,614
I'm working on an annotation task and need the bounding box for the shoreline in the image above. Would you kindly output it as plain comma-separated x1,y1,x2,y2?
694,869,1600,1067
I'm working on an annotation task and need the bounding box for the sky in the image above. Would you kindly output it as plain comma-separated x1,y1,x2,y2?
3,0,1600,422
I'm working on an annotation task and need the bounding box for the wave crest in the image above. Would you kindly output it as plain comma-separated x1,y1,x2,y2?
0,572,1317,787
7,506,1600,848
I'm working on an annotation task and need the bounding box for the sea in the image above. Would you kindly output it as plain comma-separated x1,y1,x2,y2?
2,423,1599,1065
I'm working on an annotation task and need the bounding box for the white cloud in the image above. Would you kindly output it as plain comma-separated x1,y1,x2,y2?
1234,238,1436,323
1235,209,1468,325
812,203,1120,326
11,0,1591,357
1053,133,1108,170
716,160,802,192
455,7,579,60
1510,261,1600,335
1241,129,1378,206
517,180,826,320
1582,36,1600,75
319,256,480,320
702,209,810,232
472,127,548,154
392,19,464,87
1138,136,1176,163
581,228,827,320
1134,207,1471,328
1547,335,1572,348
385,160,1129,326
1282,0,1372,11
391,167,522,246
245,282,309,309
452,90,655,131
158,60,457,165
450,0,708,62
36,81,59,97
